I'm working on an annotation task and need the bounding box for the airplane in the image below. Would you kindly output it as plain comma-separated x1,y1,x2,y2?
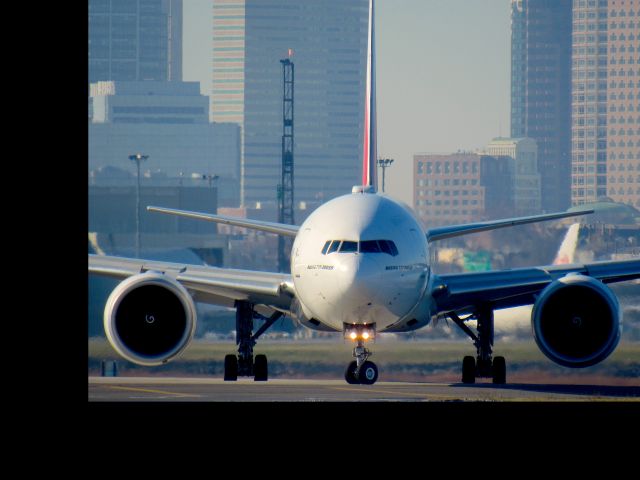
88,0,640,385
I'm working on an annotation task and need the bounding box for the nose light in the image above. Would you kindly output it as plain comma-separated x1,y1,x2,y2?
344,324,376,342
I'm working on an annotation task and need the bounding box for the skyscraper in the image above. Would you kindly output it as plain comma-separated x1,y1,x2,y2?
211,0,245,126
606,0,640,209
510,0,572,212
211,0,370,209
571,0,639,209
570,0,610,205
88,0,183,84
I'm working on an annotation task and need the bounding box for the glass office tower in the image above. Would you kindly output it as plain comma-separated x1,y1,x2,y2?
212,0,369,208
510,0,572,212
88,0,183,83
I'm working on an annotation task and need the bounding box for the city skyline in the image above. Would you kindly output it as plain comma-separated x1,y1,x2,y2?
183,0,511,206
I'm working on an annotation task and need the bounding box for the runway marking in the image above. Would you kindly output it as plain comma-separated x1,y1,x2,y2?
107,385,201,398
331,386,461,400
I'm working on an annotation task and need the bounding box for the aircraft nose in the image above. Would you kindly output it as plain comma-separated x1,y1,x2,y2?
337,255,382,302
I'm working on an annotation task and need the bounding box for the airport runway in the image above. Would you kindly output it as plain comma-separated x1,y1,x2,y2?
89,376,640,402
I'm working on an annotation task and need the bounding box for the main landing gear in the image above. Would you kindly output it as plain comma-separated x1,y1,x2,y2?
343,325,378,385
449,304,506,385
224,301,282,382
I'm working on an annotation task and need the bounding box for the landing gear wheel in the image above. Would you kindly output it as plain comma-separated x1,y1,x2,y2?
358,361,379,385
345,361,360,384
254,354,268,381
224,354,238,381
462,356,476,384
492,356,506,384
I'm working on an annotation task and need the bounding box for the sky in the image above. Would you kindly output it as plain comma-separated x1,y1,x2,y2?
182,0,511,205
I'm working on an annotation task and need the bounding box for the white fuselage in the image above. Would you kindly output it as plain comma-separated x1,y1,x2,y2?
290,191,433,333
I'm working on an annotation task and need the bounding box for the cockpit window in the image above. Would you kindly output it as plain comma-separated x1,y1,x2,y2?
340,241,358,252
360,240,381,253
321,239,399,256
378,240,399,256
327,240,341,254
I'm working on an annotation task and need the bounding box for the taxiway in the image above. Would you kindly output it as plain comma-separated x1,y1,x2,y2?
89,376,640,402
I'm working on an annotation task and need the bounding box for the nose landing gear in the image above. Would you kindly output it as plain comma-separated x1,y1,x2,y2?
343,325,378,385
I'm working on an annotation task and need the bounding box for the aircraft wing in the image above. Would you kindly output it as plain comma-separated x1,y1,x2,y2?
425,209,593,242
147,206,299,237
432,259,640,315
89,254,296,313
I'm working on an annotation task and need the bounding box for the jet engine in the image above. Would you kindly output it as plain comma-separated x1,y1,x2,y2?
531,274,621,368
104,272,197,366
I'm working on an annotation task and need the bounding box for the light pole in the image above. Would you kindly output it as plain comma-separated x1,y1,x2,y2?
377,158,394,192
204,173,219,189
202,173,219,210
129,153,149,258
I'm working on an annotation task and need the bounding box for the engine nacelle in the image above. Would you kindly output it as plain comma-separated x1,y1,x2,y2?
531,274,621,368
104,272,197,366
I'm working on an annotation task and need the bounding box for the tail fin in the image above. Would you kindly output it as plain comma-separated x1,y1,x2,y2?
361,0,377,190
553,223,580,265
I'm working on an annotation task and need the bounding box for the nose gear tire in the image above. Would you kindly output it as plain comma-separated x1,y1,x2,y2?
358,361,378,385
345,361,360,384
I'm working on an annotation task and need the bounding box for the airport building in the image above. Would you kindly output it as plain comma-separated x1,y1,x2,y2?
88,0,183,84
89,80,241,206
510,0,573,213
211,0,370,209
570,0,640,208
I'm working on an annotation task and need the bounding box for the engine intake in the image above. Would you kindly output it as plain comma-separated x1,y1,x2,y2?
531,274,621,368
104,272,197,366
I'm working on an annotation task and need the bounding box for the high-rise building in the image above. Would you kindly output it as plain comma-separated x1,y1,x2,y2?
484,137,541,215
88,0,183,84
510,0,572,212
604,0,640,208
571,0,639,209
211,0,369,209
413,153,487,227
413,146,539,228
89,81,241,206
570,0,610,205
211,0,246,126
